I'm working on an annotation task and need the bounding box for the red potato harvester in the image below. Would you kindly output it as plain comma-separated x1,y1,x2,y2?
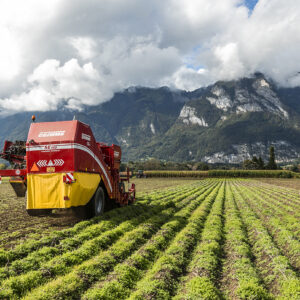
0,117,136,217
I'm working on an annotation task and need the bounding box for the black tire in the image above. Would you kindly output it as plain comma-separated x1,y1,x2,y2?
25,191,52,216
88,186,106,218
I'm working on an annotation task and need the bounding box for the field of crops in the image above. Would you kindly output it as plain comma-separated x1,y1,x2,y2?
0,178,299,299
0,178,197,249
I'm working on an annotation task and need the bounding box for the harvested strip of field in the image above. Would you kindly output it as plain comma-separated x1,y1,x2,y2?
259,178,300,191
0,178,299,299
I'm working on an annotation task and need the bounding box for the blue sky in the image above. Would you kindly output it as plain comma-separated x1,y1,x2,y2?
245,0,259,10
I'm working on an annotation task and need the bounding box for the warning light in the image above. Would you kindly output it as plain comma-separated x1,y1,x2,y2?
32,115,36,122
30,162,39,172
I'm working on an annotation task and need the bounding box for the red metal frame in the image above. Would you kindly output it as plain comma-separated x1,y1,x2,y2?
0,169,27,177
0,120,135,205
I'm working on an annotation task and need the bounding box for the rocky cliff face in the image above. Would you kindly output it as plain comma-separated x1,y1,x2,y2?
177,75,289,128
163,73,298,163
0,73,300,163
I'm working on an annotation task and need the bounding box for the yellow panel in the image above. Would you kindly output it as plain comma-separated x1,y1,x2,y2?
27,173,100,209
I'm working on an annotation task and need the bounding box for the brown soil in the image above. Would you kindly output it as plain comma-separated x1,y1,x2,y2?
258,178,300,191
0,183,84,249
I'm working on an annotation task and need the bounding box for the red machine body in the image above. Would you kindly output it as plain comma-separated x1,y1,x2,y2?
0,120,135,207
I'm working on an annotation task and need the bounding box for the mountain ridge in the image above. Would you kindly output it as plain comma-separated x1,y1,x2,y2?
1,73,300,163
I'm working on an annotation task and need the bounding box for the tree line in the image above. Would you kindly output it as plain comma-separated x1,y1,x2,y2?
242,146,277,170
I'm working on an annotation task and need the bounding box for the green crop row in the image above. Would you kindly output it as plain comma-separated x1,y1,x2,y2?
128,183,223,299
144,170,209,178
0,182,206,268
0,178,298,299
235,183,300,271
81,183,221,299
251,185,299,216
137,184,194,202
22,184,219,300
221,183,271,299
240,179,300,210
0,208,175,298
233,184,300,298
243,181,300,234
243,181,300,220
144,170,296,178
0,183,215,297
174,181,225,300
209,170,296,178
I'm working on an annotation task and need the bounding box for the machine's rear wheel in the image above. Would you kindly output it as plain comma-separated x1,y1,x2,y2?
88,186,105,217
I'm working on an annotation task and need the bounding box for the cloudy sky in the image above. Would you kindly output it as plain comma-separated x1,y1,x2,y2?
0,0,299,113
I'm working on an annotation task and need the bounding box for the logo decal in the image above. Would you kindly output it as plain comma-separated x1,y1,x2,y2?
38,131,65,137
82,133,91,141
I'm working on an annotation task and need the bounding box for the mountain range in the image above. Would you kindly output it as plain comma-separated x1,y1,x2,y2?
1,73,300,163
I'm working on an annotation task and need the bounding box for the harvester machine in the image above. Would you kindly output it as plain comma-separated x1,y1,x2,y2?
0,119,136,217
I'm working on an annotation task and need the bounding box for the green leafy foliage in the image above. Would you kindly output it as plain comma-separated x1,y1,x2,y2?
0,178,299,299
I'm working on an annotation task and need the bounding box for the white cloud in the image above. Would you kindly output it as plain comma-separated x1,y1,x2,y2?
164,67,210,91
0,0,300,112
69,37,97,60
0,27,21,81
212,43,246,80
0,59,107,112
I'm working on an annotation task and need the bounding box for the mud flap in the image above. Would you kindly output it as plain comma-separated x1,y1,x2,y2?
27,173,100,209
9,178,27,197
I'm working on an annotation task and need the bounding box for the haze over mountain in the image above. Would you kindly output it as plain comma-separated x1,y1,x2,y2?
1,73,300,163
